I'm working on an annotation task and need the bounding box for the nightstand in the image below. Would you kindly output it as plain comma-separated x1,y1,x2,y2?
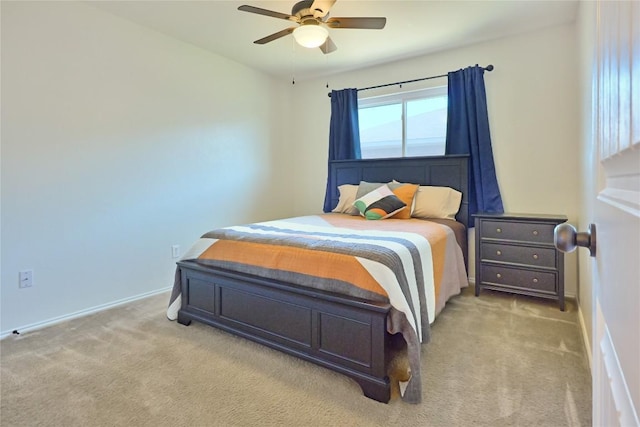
474,213,568,310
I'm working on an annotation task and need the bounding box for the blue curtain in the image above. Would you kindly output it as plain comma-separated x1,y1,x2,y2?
323,88,361,212
445,66,504,225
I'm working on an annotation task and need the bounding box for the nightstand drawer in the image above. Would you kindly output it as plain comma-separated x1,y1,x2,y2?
480,243,557,268
480,265,556,293
481,220,555,244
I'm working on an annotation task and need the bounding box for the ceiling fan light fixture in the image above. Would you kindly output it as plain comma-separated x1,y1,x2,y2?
293,23,328,48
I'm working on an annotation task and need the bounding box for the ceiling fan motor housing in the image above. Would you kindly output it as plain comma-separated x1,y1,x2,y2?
292,0,328,20
300,17,321,26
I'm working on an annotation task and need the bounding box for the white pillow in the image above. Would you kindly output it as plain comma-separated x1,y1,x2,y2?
331,184,359,215
412,186,462,219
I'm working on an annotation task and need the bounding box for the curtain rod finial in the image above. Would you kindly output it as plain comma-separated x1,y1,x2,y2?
485,64,494,71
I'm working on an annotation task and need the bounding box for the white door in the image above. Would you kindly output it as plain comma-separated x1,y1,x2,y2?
591,1,639,425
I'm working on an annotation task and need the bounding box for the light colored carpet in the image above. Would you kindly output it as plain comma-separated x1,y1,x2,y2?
0,286,591,426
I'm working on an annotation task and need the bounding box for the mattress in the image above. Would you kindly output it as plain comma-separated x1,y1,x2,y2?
167,213,468,402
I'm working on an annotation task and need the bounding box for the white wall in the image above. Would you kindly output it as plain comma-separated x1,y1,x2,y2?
289,23,581,297
0,2,292,334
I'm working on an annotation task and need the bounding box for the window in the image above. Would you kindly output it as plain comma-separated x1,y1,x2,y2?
358,86,448,159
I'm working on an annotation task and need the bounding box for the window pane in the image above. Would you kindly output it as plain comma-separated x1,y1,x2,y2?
406,95,447,156
359,104,402,158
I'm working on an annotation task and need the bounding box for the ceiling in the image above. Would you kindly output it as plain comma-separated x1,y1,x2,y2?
89,0,578,81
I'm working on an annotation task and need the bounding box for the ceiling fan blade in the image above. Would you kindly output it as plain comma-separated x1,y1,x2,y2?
238,5,296,22
319,36,337,54
325,17,386,29
310,0,336,18
253,27,296,45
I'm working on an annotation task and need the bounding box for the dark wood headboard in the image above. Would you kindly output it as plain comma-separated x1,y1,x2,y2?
326,155,470,227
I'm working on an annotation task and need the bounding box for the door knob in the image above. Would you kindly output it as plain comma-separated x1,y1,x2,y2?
554,223,596,257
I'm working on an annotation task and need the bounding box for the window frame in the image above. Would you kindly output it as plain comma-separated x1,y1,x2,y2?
358,85,448,158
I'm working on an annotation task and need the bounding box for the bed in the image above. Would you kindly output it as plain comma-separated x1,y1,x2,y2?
167,155,470,404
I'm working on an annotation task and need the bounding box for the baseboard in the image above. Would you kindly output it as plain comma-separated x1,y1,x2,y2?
577,301,593,374
0,287,172,340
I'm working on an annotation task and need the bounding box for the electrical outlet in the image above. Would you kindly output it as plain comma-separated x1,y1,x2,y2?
19,270,33,288
172,245,180,259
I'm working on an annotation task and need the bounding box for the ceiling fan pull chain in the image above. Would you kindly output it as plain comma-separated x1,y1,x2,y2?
291,36,296,85
325,53,329,88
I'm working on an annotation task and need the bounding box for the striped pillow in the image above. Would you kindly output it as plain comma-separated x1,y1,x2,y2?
353,184,406,220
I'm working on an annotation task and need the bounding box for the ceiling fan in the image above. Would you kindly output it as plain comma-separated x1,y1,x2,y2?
238,0,386,54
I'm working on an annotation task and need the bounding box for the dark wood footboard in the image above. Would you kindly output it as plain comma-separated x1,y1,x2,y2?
177,260,392,403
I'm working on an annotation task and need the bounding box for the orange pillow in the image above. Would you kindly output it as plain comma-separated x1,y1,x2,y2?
388,183,419,219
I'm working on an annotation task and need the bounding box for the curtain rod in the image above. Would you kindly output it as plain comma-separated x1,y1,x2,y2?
327,64,494,97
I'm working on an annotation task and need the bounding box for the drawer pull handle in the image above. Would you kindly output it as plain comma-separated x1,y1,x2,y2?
496,250,502,256
496,273,502,279
533,278,539,283
496,228,502,233
533,230,539,236
533,254,539,260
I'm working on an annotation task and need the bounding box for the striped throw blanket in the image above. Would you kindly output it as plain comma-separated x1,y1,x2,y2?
167,214,468,403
